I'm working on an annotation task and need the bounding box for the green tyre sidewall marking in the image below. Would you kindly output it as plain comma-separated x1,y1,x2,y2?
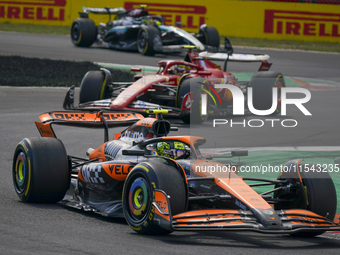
138,27,149,55
99,71,108,100
123,159,186,235
122,163,157,234
13,139,32,202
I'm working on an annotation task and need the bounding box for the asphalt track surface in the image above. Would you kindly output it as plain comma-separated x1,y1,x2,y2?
1,32,340,254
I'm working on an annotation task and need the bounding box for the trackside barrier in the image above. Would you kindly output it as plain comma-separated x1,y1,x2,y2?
0,0,339,42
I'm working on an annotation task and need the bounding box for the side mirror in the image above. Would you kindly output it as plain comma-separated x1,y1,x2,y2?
224,37,233,54
175,22,183,28
197,70,212,76
335,157,340,164
122,150,145,156
131,68,142,72
231,151,248,157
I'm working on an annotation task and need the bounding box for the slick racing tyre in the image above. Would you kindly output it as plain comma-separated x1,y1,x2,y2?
122,159,186,235
13,138,69,203
199,26,220,48
71,18,97,47
137,26,160,56
248,71,285,115
177,77,211,124
79,70,112,104
274,163,337,237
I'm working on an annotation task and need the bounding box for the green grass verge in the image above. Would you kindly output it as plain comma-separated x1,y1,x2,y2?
0,23,70,35
226,36,340,53
1,23,339,53
0,55,133,87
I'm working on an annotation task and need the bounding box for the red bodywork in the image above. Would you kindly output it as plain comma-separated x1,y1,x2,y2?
109,51,239,110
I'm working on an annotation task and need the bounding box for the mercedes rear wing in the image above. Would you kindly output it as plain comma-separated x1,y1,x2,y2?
79,7,126,18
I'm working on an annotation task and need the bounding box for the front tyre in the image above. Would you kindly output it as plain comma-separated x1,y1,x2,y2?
79,70,112,104
177,77,210,124
274,162,337,237
137,26,160,56
199,26,220,48
248,71,285,115
122,160,186,234
71,18,97,47
13,138,69,203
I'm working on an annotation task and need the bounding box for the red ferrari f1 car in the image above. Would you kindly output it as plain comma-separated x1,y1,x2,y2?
13,109,339,236
63,46,283,124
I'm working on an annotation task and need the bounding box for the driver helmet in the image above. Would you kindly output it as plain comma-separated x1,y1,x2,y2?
141,18,153,25
156,141,186,159
127,9,142,17
175,65,186,75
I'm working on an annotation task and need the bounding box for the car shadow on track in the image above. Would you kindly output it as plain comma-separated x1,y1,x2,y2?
56,203,128,225
23,201,340,250
91,45,186,60
135,230,340,250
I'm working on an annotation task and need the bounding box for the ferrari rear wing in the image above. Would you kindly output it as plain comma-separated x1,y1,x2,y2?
199,51,272,72
199,52,270,62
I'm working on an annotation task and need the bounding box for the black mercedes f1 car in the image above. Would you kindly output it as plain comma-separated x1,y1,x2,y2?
71,5,220,55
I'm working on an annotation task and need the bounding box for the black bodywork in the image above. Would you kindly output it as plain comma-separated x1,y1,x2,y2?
71,6,219,55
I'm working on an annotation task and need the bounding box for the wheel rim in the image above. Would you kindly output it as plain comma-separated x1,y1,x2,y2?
14,152,27,194
71,23,80,42
137,31,147,52
127,177,150,221
276,80,283,113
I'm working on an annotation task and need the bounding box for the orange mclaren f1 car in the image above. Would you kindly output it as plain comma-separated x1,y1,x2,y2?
13,109,339,236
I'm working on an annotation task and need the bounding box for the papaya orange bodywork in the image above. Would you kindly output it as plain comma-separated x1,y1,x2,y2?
154,190,170,221
35,121,56,138
102,163,134,181
89,143,107,162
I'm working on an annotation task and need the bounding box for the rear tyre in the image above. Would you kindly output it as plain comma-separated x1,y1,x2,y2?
122,160,186,234
137,26,160,56
274,163,337,237
199,26,220,48
177,77,210,124
79,70,112,104
71,18,97,47
248,71,285,115
12,138,69,203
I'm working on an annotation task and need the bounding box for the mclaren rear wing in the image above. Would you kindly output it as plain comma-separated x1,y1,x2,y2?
35,111,144,141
